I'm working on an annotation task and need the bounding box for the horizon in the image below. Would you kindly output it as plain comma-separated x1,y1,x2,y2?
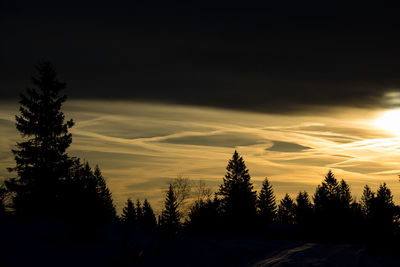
2,98,400,214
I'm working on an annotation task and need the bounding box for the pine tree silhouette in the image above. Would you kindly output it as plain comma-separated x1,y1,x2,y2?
160,184,181,234
121,198,137,226
339,179,352,209
0,183,7,217
136,199,143,226
186,196,221,234
217,150,257,231
295,191,312,225
93,165,116,221
277,194,296,224
6,62,74,218
142,199,157,228
313,170,354,240
360,183,397,246
373,183,396,234
361,185,375,216
314,170,340,214
258,177,277,225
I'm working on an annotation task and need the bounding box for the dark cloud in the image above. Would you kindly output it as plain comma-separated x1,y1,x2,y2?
267,141,311,152
2,2,400,113
159,132,266,147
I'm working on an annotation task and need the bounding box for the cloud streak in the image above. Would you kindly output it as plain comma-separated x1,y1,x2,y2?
1,100,400,213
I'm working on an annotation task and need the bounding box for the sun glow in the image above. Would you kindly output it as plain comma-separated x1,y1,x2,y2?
375,109,400,136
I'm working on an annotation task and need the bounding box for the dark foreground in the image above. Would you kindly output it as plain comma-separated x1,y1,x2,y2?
1,219,400,267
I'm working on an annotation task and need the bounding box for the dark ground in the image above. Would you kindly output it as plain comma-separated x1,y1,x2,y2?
1,219,400,267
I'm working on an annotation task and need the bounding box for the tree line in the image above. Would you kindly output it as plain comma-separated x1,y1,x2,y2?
1,63,399,248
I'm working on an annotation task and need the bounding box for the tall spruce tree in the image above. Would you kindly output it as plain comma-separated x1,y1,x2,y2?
339,179,352,209
258,177,277,224
6,62,74,218
373,183,396,233
142,199,157,228
295,191,313,225
313,170,340,214
136,199,143,226
121,198,137,226
277,194,296,224
160,184,181,234
313,170,354,240
93,166,116,221
217,151,257,230
361,185,375,216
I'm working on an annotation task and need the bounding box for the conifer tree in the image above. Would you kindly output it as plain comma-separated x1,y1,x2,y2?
0,183,7,217
277,194,296,224
361,185,375,216
295,191,312,225
160,184,181,234
186,196,221,234
217,150,257,229
142,199,157,228
93,166,116,221
65,161,115,224
136,199,143,226
121,198,137,226
374,183,396,231
258,177,277,224
339,179,352,209
313,170,354,240
6,62,74,218
313,170,340,214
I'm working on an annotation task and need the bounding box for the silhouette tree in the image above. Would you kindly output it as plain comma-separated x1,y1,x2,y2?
93,166,116,221
217,150,257,230
339,179,352,209
313,170,353,240
170,176,192,218
186,196,221,234
64,161,115,225
142,199,157,228
313,170,346,214
194,179,212,202
6,62,74,218
160,184,181,234
277,194,296,224
258,177,277,225
360,183,398,247
372,183,396,235
361,185,375,216
0,183,7,217
136,199,143,226
121,198,137,226
295,191,313,225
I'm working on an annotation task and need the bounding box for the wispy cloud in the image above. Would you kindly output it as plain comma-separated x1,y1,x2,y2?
1,100,400,213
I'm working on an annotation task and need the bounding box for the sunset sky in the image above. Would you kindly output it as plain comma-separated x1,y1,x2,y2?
2,2,400,213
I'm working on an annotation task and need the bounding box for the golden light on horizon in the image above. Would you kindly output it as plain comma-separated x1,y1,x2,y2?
375,109,400,137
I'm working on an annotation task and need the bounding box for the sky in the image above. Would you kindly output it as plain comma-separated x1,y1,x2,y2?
2,1,400,213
